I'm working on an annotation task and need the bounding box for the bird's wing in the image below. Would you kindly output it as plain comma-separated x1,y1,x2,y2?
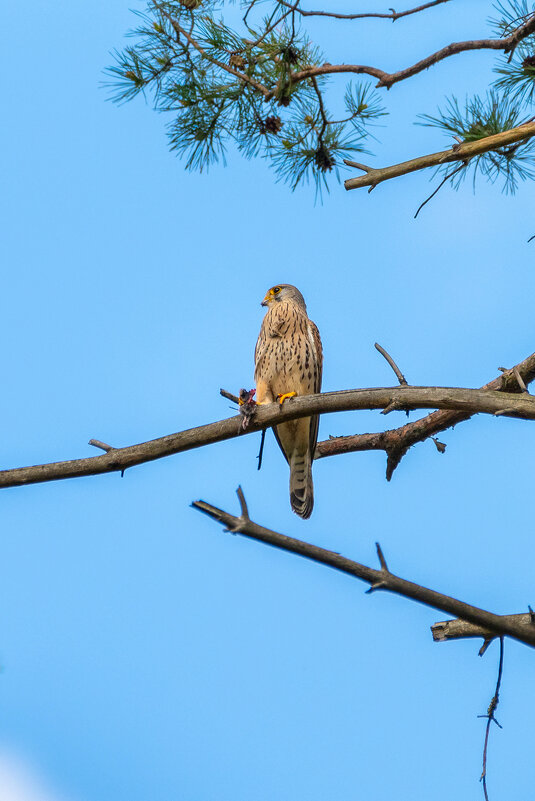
307,319,323,456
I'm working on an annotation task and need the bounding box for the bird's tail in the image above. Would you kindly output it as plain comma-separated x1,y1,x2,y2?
289,452,314,519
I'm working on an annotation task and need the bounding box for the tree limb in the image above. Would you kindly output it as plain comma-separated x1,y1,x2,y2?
344,122,535,191
314,351,535,479
291,13,535,90
432,614,534,644
191,489,535,649
2,385,535,489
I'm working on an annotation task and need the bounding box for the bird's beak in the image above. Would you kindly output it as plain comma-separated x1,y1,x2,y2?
261,292,271,307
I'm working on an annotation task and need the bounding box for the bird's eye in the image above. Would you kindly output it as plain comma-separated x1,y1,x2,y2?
272,286,281,294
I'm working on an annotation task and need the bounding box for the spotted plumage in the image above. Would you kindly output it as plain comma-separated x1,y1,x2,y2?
254,284,323,519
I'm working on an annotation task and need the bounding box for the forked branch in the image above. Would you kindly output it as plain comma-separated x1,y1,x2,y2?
315,350,535,479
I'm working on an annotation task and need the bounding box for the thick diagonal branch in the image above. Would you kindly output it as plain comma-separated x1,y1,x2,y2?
315,351,535,479
344,123,535,191
192,491,535,649
2,386,535,489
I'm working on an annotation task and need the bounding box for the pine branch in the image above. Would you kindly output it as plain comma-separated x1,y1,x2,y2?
344,121,535,190
191,489,535,649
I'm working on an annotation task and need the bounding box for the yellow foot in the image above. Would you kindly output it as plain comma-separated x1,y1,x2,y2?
278,391,297,404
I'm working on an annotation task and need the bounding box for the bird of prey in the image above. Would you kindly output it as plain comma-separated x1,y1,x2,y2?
254,284,323,519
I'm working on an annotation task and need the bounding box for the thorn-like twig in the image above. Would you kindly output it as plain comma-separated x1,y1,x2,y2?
479,638,493,657
494,407,517,416
365,580,388,593
88,439,115,453
236,485,250,521
220,388,240,404
374,343,408,385
479,638,504,801
224,486,251,533
381,399,404,415
343,159,372,171
513,367,528,393
375,541,389,571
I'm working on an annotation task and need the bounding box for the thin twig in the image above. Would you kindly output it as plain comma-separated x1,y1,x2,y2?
257,428,266,470
413,162,467,218
479,638,505,801
375,343,408,385
153,3,272,98
244,6,294,51
275,0,450,21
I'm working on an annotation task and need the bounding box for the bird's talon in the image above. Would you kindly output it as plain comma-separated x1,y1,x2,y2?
278,391,297,404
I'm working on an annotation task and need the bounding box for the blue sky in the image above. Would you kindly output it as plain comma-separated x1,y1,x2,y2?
1,1,535,799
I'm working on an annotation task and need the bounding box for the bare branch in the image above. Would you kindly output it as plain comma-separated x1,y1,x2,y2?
344,123,535,191
431,613,535,644
315,351,535,479
291,13,535,90
191,492,535,649
3,385,535,489
275,0,451,22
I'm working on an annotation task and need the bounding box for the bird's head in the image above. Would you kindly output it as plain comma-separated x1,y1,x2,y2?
261,284,306,309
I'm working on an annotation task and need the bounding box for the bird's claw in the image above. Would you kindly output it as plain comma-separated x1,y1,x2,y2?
277,391,297,405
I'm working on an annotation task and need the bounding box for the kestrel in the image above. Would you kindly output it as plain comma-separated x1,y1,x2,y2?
254,284,323,519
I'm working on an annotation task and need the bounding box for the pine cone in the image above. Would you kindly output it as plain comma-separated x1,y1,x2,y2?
314,144,335,172
179,0,203,8
282,45,299,65
264,116,283,134
523,55,535,69
229,53,246,70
